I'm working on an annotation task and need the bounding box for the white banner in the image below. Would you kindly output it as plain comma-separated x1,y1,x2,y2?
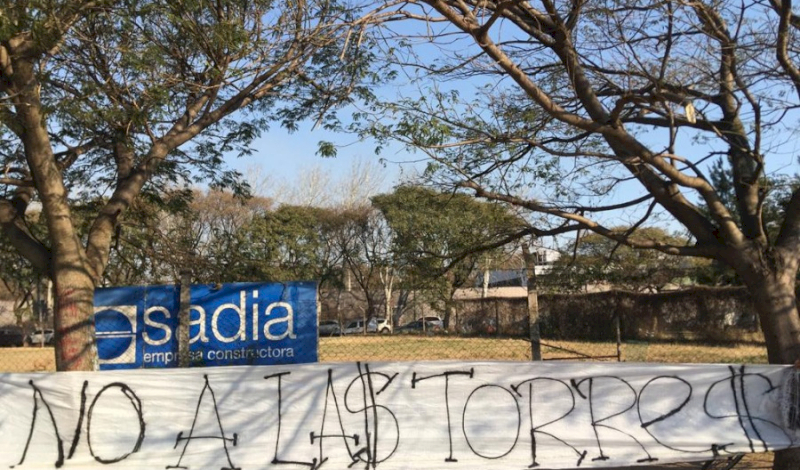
0,361,797,469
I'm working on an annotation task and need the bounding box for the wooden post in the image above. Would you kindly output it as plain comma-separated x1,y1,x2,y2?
522,243,542,361
36,277,43,347
615,312,622,362
178,269,192,368
494,298,500,338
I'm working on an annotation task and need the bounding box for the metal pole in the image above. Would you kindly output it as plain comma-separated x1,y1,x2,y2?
522,242,542,361
178,270,192,367
46,279,53,325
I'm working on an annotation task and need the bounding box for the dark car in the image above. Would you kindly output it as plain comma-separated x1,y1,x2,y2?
397,316,444,334
0,326,24,347
319,320,342,337
420,316,444,330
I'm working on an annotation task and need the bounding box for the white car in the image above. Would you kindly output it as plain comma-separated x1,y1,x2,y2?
27,329,54,345
343,317,392,335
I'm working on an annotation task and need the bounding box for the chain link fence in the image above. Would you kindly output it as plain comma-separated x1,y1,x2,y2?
0,285,772,372
0,286,776,470
0,336,767,373
314,287,767,364
0,322,768,374
316,328,766,364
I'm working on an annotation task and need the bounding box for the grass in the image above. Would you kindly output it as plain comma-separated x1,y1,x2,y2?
620,340,768,364
320,335,768,364
320,336,535,362
0,336,769,373
0,346,56,373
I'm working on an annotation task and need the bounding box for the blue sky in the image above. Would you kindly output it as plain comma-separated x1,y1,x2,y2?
233,118,420,202
234,99,799,218
225,8,800,241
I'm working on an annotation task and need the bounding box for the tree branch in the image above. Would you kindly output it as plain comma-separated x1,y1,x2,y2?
776,187,800,255
0,199,51,275
460,179,720,258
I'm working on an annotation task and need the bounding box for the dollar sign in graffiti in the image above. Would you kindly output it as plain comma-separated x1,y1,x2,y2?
344,363,400,469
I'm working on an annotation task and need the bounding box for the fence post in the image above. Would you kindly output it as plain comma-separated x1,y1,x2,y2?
615,311,622,362
522,243,542,361
494,299,500,338
178,269,192,368
35,277,43,347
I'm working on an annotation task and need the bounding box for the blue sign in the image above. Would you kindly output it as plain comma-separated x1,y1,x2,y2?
94,282,318,370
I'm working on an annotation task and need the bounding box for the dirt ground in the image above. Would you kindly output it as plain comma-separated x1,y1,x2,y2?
603,453,772,469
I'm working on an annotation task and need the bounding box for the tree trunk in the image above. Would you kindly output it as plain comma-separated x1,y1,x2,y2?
774,448,800,470
744,267,800,470
9,56,99,372
52,266,97,371
382,266,394,322
747,273,800,364
394,290,410,327
365,296,378,323
443,299,455,331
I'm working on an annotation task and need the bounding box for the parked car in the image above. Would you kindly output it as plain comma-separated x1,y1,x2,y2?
343,317,393,335
0,326,24,347
319,320,342,337
27,329,55,345
343,319,365,335
397,316,444,334
373,317,392,334
420,316,444,330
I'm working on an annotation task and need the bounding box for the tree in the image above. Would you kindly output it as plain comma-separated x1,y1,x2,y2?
0,0,373,370
141,189,273,284
241,204,345,287
546,227,703,293
694,158,800,285
267,158,388,209
364,0,798,352
0,209,45,327
334,205,398,323
372,185,526,327
361,2,800,463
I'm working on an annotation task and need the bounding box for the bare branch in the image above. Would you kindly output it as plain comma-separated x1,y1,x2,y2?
460,180,719,258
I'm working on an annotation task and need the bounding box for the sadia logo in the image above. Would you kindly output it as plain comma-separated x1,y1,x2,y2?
94,306,137,365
